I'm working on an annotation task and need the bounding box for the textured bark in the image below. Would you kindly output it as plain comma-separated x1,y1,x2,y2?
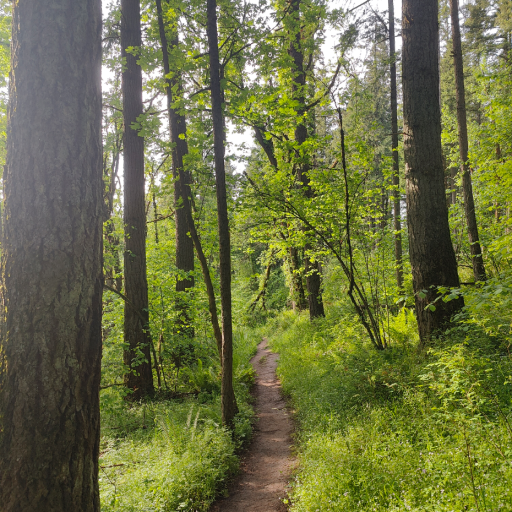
0,0,103,509
121,0,154,398
207,0,238,426
402,0,464,343
450,0,486,282
389,0,404,290
288,0,325,319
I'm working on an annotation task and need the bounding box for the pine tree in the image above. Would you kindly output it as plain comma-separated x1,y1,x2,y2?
0,0,103,508
402,0,464,343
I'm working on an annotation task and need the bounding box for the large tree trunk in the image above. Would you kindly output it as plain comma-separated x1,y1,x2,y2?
288,0,325,319
389,0,404,291
402,0,464,344
450,0,486,282
207,0,238,426
0,0,103,509
121,0,154,399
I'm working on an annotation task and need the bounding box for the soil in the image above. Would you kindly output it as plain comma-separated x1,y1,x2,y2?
210,338,296,511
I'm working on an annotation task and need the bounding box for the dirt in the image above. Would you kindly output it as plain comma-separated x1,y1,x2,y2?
210,338,296,512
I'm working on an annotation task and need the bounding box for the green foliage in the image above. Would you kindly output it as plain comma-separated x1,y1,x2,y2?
99,326,260,511
99,402,237,512
266,304,512,511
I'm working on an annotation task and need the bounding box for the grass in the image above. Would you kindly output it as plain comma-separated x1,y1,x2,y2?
266,308,512,511
99,325,261,512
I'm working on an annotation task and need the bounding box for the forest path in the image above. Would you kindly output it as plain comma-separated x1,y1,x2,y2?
210,338,296,511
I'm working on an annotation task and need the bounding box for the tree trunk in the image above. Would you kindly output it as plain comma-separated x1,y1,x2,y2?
389,0,404,291
305,257,325,318
450,0,486,282
121,0,154,399
289,246,307,311
402,0,464,344
0,0,103,509
288,0,325,319
207,0,238,426
155,0,195,335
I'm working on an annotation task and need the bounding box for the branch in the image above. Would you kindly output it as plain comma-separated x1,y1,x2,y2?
147,212,175,224
348,0,371,14
305,59,343,111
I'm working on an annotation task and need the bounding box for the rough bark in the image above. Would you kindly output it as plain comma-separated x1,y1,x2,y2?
389,0,404,290
450,0,486,282
121,0,154,398
402,0,464,343
288,0,325,319
207,0,238,426
155,0,195,334
0,0,103,509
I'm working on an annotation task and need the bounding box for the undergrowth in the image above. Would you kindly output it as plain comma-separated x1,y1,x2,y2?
99,326,261,512
267,304,512,511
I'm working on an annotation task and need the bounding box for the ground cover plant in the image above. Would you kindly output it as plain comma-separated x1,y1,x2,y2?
98,323,259,511
266,286,512,511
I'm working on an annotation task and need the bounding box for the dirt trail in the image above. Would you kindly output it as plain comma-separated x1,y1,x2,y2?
210,338,296,512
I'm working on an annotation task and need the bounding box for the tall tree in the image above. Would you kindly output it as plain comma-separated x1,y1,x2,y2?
0,0,103,509
121,0,154,398
450,0,486,282
287,0,325,319
155,0,195,334
207,0,238,426
389,0,404,290
402,0,464,343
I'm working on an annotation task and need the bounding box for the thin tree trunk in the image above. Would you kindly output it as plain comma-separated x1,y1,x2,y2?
155,0,222,357
450,165,458,205
450,0,486,282
207,0,238,426
389,0,404,290
402,0,464,344
121,0,154,399
0,0,103,509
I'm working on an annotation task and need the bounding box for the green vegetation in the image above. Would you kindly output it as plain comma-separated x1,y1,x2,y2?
266,273,512,511
99,325,259,511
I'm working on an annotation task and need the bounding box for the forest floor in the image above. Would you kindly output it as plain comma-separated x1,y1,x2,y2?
210,338,295,511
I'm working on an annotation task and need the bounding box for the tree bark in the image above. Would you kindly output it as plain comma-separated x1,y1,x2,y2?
0,0,103,509
121,0,154,399
402,0,464,344
389,0,404,291
155,0,195,335
450,0,486,282
207,0,238,426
